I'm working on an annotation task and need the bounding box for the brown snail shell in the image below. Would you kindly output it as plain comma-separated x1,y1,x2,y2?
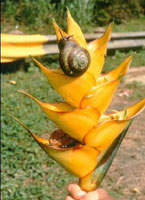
58,36,91,77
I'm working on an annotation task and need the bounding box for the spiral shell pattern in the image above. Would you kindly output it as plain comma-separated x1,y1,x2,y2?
59,41,91,77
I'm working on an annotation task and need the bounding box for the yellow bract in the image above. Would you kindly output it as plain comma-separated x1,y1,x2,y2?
67,9,87,49
80,78,120,113
99,98,145,122
32,57,95,108
19,90,100,142
87,23,112,53
1,33,50,62
47,145,99,178
53,19,69,43
14,118,99,179
87,44,107,82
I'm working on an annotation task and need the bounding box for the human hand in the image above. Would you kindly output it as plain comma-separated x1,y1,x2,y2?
66,183,114,200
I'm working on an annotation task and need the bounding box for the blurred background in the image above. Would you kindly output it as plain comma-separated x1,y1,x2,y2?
1,1,145,200
1,0,145,34
1,0,145,71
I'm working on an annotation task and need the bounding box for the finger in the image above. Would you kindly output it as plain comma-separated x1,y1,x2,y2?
81,189,114,200
65,195,75,200
81,190,99,200
97,189,114,200
68,183,86,200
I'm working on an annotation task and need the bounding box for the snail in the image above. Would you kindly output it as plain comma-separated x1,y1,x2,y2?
58,30,91,77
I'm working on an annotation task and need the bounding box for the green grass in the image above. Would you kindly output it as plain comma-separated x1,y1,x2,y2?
1,0,96,34
112,16,145,32
1,70,77,200
2,15,145,34
126,81,145,100
104,48,145,72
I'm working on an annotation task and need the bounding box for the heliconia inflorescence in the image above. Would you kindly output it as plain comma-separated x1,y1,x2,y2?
14,9,145,192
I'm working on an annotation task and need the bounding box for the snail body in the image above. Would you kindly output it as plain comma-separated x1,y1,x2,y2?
58,36,91,77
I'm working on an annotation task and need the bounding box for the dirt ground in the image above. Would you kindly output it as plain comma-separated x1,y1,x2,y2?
103,67,145,200
125,67,145,84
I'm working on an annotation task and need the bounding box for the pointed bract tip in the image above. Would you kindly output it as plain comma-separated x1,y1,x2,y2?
131,52,137,59
12,116,35,137
31,56,36,62
13,116,49,145
109,21,114,26
29,56,44,71
30,56,39,65
52,17,57,26
126,55,134,65
17,89,30,96
29,54,32,59
17,89,27,94
17,90,40,105
66,6,70,14
31,57,45,69
108,22,113,29
111,20,115,25
130,98,145,119
52,17,55,22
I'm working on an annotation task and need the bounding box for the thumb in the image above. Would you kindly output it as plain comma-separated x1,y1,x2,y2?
81,189,114,200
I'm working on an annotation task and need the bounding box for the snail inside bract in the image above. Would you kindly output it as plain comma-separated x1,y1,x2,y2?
58,30,91,77
49,129,81,149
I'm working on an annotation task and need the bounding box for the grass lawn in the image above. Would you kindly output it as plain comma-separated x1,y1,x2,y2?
112,16,145,32
1,69,78,200
2,15,145,34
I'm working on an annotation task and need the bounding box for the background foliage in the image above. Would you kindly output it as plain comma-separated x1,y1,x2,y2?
1,0,145,33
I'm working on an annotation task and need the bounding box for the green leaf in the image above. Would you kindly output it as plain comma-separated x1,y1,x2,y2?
92,120,133,188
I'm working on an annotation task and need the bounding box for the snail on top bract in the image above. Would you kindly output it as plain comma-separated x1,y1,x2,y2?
58,31,91,77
